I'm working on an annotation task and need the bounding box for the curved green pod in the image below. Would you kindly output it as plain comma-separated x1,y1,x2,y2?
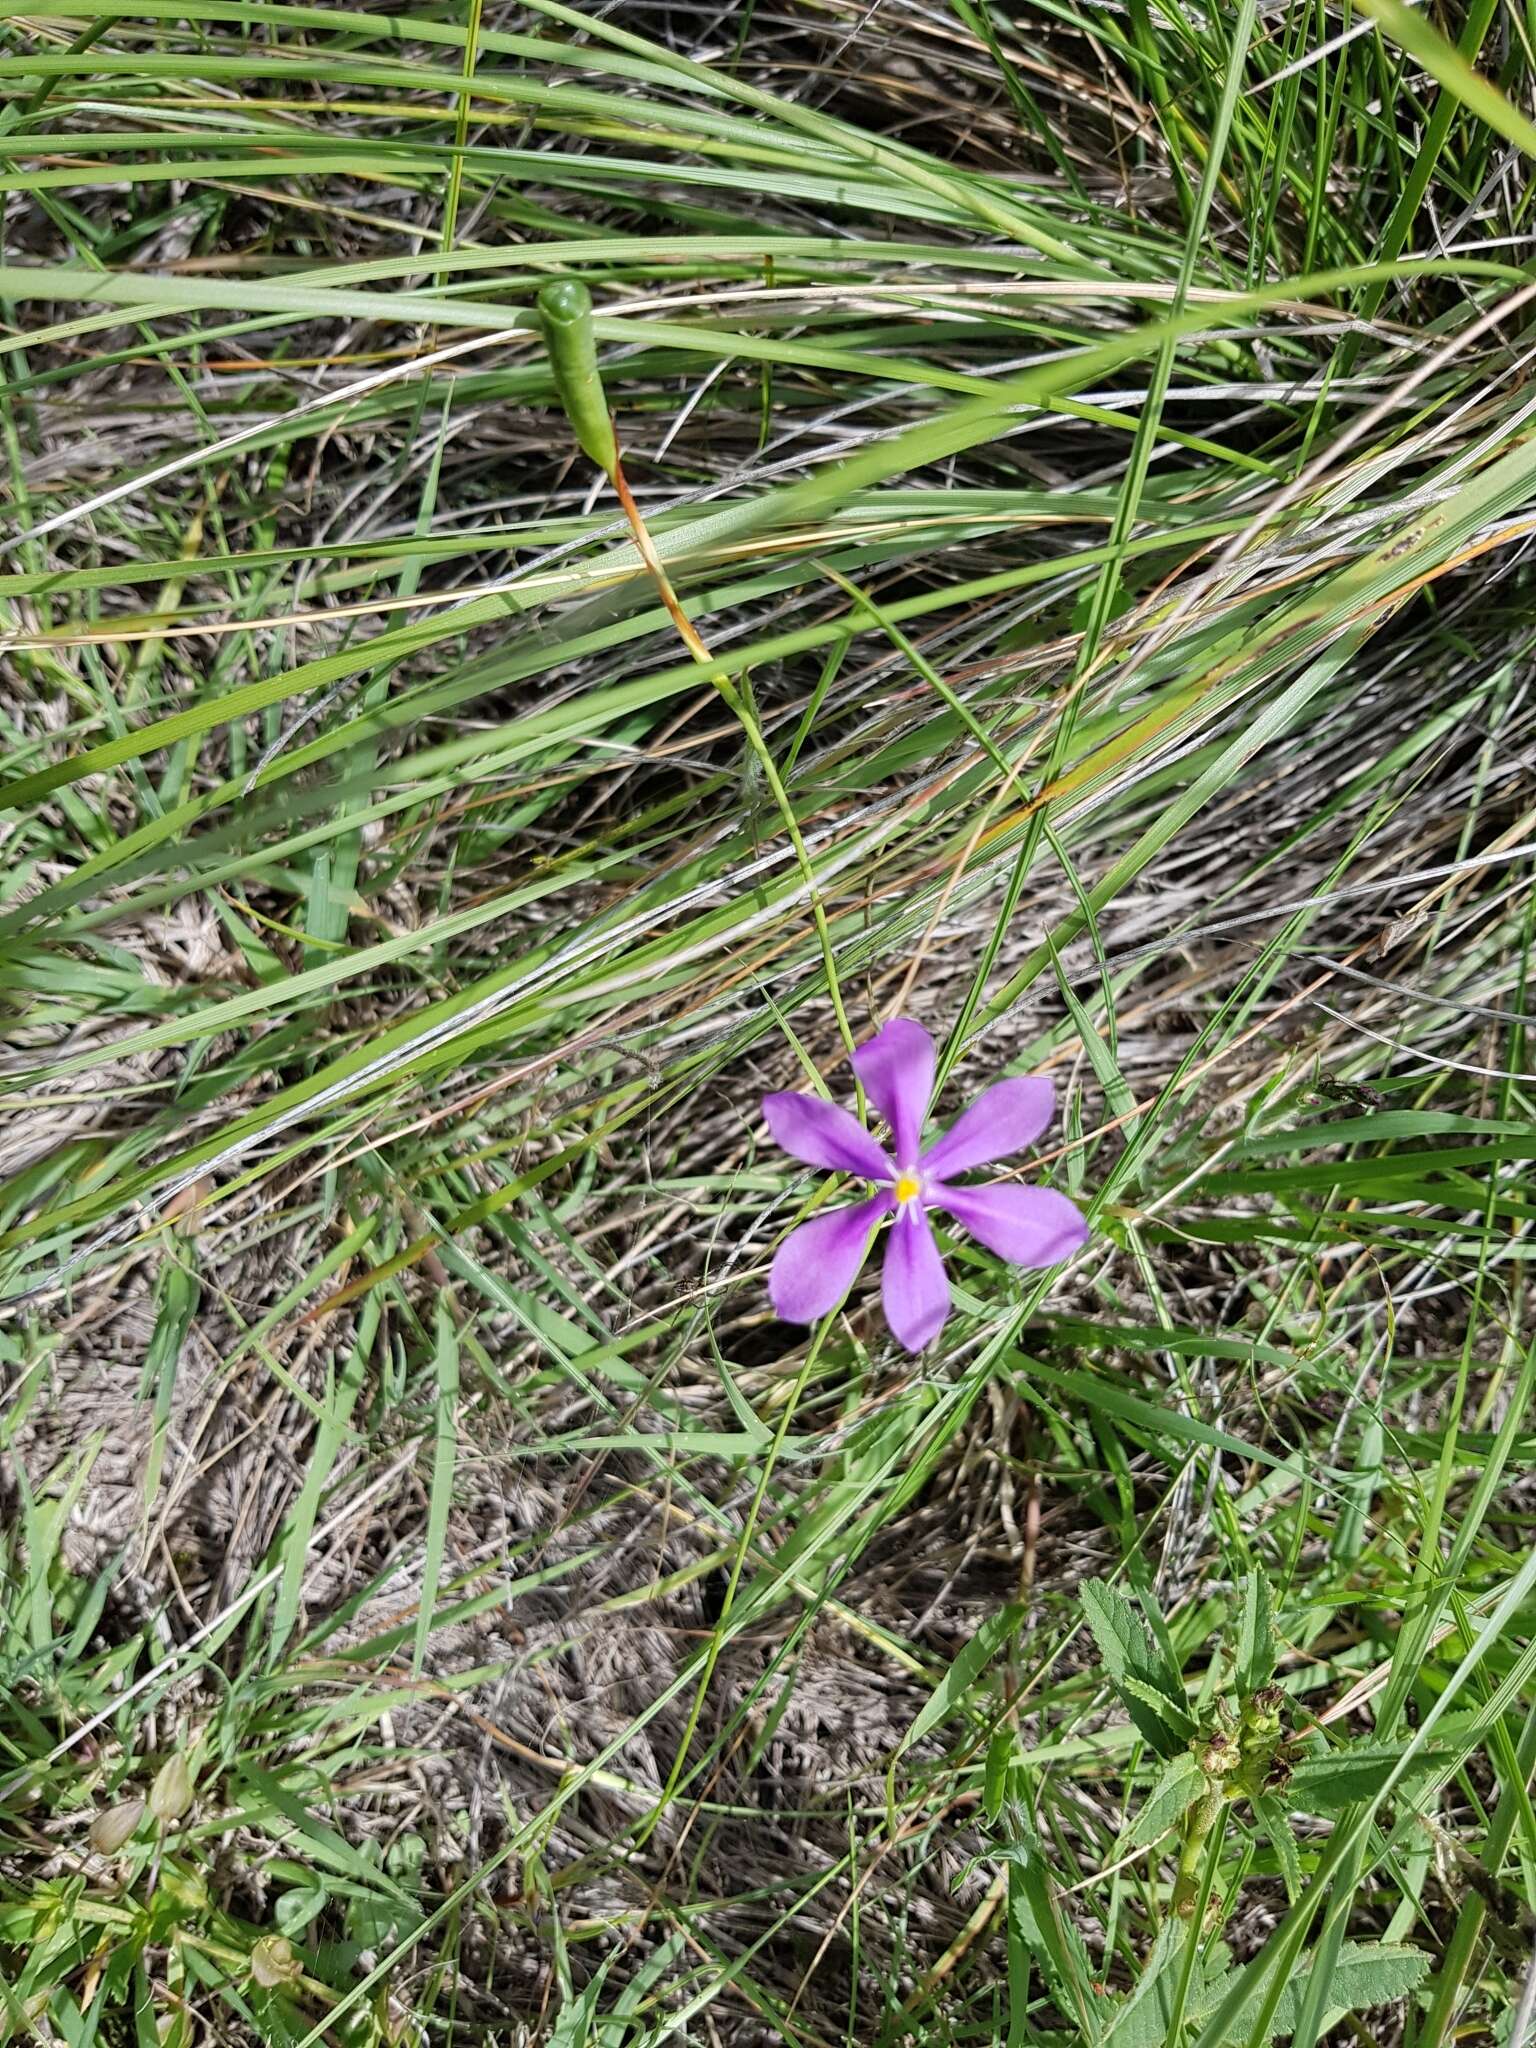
537,278,618,479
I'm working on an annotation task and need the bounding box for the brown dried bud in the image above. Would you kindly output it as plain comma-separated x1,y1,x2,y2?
89,1797,146,1855
1197,1729,1241,1777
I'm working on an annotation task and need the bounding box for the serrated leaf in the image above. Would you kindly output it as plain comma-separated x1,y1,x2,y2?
1253,1794,1304,1902
1081,1580,1192,1757
1099,1922,1191,2048
1285,1744,1450,1812
1237,1570,1274,1692
1195,1942,1430,2040
1125,1749,1208,1849
1118,1672,1199,1740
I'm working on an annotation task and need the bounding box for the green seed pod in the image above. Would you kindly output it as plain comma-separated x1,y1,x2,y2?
537,278,618,479
149,1751,193,1823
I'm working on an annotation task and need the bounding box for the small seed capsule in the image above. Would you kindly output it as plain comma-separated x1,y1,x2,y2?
149,1752,193,1823
250,1935,302,1989
90,1796,146,1854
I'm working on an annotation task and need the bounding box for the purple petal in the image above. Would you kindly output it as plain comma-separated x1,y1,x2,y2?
769,1193,894,1324
929,1180,1087,1267
763,1091,893,1181
881,1205,950,1352
920,1076,1054,1180
851,1018,935,1169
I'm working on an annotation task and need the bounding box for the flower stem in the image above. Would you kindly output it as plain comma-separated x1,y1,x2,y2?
608,452,860,1064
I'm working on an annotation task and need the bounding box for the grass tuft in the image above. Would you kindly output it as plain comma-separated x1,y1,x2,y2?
2,0,1535,2041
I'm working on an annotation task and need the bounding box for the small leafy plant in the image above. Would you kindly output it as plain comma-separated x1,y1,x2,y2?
974,1572,1436,2043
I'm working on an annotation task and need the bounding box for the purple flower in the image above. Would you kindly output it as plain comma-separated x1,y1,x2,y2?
762,1019,1088,1352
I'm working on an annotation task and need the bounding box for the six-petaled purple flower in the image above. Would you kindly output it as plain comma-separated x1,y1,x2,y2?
762,1019,1087,1352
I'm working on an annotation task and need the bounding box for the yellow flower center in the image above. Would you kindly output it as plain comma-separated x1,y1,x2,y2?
893,1173,922,1205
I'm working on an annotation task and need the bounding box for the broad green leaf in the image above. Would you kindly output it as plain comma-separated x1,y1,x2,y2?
1125,1749,1208,1850
1196,1942,1431,2041
1285,1745,1452,1813
1081,1579,1193,1758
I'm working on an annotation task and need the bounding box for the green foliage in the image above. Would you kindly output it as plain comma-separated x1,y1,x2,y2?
2,0,1534,2041
1103,1936,1432,2048
1081,1578,1196,1757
